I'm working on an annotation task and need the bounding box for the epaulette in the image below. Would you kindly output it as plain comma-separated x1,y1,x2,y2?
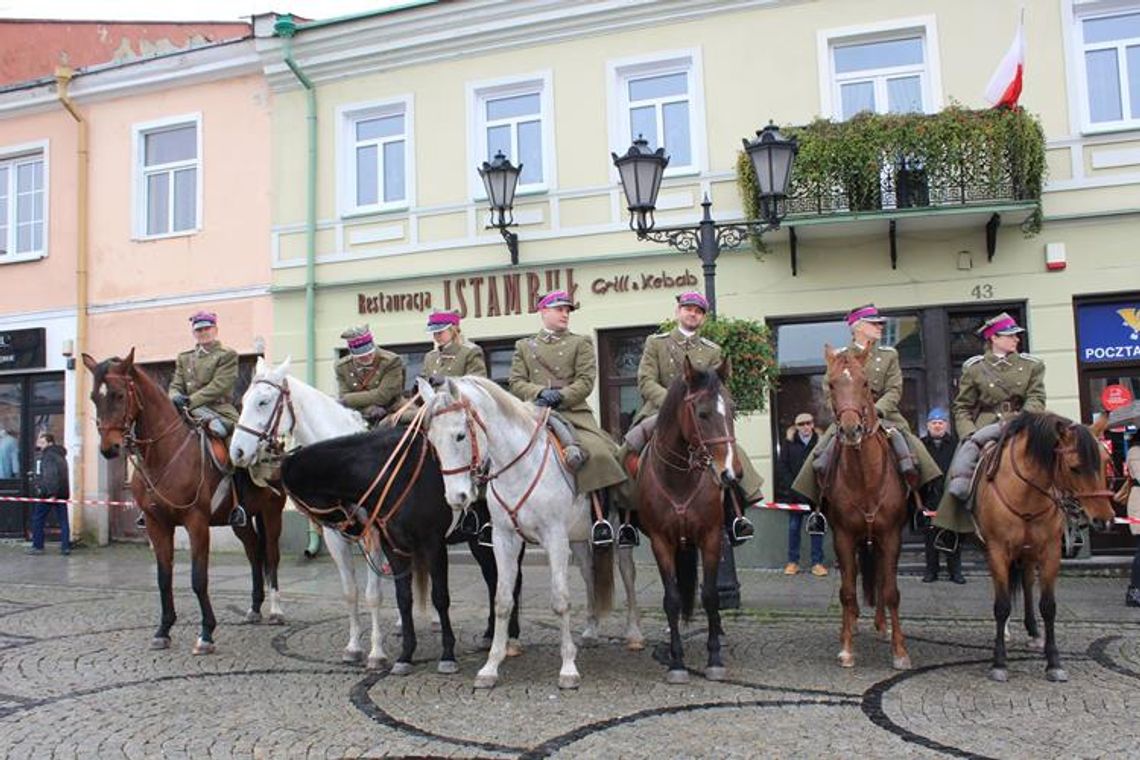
177,348,195,356
878,345,897,353
835,346,849,353
699,337,718,348
650,332,670,339
963,355,984,368
462,340,480,350
1020,353,1042,363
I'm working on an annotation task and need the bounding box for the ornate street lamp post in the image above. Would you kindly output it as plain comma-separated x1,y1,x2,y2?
612,122,798,315
478,150,523,266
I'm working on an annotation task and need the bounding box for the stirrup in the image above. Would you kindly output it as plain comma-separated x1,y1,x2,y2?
135,513,147,529
617,523,639,548
932,529,957,554
458,508,480,537
730,516,754,545
229,505,248,529
805,511,827,536
591,519,614,547
477,524,493,548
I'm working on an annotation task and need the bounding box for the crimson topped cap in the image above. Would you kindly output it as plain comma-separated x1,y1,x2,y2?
977,312,1025,340
675,291,709,312
189,311,217,330
846,303,887,326
425,310,461,334
340,325,375,355
537,290,576,310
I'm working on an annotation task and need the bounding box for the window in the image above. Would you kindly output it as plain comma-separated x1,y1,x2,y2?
0,146,45,262
609,51,705,176
134,117,199,238
1077,7,1140,130
339,98,412,216
470,75,552,196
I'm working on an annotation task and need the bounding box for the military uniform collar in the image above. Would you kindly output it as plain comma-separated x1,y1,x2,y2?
539,329,566,343
195,340,219,355
437,340,460,356
985,349,1012,366
671,328,697,346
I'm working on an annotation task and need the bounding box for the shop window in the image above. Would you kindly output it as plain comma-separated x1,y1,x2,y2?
598,325,656,438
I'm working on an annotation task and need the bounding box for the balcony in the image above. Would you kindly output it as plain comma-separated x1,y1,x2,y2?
737,107,1045,274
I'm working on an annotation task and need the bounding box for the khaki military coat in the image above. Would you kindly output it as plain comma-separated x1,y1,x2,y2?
169,341,239,423
422,340,486,379
951,351,1045,438
335,350,405,412
509,330,626,493
825,343,909,431
634,328,721,423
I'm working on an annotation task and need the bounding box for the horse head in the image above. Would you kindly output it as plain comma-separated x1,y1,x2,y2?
1057,413,1116,532
231,356,294,467
418,376,488,512
825,342,877,446
82,348,141,460
678,355,739,487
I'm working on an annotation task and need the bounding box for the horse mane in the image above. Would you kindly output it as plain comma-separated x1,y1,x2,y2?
1001,411,1100,478
454,375,538,428
658,363,720,424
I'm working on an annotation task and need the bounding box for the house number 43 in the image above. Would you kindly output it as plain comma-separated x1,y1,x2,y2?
970,284,994,300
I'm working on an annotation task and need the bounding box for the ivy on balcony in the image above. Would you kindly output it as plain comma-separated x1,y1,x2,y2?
737,106,1046,249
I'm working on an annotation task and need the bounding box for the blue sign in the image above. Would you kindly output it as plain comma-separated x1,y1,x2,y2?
1077,301,1140,364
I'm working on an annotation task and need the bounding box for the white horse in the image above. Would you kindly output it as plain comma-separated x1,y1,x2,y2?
229,357,391,668
418,375,643,690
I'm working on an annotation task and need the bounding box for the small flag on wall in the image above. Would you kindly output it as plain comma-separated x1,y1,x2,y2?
984,17,1025,108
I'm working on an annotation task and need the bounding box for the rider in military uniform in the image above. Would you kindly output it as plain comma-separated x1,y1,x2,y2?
335,325,405,427
168,310,243,526
422,310,487,380
932,312,1045,547
509,290,626,546
791,304,941,508
625,291,758,545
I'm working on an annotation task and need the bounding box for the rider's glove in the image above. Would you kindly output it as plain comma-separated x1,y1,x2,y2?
171,394,190,410
534,389,563,409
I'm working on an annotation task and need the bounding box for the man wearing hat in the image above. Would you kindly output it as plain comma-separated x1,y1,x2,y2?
776,412,825,575
509,290,626,546
919,406,963,583
932,312,1045,544
336,325,405,427
791,303,941,505
422,310,487,380
626,290,759,544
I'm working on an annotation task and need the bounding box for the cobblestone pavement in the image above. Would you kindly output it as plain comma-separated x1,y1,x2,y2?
0,541,1137,759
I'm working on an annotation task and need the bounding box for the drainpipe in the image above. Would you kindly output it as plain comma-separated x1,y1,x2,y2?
275,16,321,558
55,67,91,543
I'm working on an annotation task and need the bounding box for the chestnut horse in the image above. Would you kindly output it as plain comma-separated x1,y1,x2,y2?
635,356,738,684
83,350,286,654
820,343,911,670
975,411,1115,683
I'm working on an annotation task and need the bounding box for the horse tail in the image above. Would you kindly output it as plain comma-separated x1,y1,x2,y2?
591,543,615,618
677,545,699,622
413,553,430,618
858,543,876,607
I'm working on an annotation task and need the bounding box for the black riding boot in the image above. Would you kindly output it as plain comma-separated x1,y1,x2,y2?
725,482,755,546
922,529,939,583
947,548,966,584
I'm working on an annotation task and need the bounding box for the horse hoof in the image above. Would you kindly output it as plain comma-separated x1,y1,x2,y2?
1027,637,1045,651
558,673,581,690
705,666,726,681
506,640,523,658
473,674,497,689
342,650,363,664
626,637,646,652
150,637,170,651
390,661,413,676
267,613,285,626
892,655,912,671
192,639,216,656
437,659,459,675
243,610,262,624
877,628,892,642
837,652,855,668
1046,668,1069,683
990,668,1008,683
366,656,388,671
666,669,690,685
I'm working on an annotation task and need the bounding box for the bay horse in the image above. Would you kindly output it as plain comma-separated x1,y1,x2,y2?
418,375,640,690
634,356,738,684
975,411,1115,683
230,357,521,668
820,343,911,670
82,350,286,655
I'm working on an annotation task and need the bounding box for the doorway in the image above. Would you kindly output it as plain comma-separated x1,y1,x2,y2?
0,372,65,538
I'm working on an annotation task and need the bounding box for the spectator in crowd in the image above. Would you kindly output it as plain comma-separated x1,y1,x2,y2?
777,412,825,576
27,432,70,556
1126,436,1140,608
920,407,963,583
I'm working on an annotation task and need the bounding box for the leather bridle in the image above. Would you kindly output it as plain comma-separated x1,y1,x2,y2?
646,388,736,515
234,377,296,457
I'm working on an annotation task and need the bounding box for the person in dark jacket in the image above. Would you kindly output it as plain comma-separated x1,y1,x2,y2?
28,432,70,555
920,407,962,583
777,413,825,576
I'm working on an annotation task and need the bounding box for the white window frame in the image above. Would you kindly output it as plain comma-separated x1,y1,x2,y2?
1070,0,1140,134
607,49,707,180
131,113,202,240
0,139,49,264
337,95,414,218
467,72,554,200
817,16,943,120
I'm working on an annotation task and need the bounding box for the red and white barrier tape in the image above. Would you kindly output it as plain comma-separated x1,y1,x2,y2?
0,495,137,507
750,500,1140,526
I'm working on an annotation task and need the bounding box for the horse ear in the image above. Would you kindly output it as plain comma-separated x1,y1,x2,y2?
255,356,267,375
275,356,291,378
415,376,436,404
1090,412,1109,439
683,354,696,384
717,356,732,384
122,347,136,370
81,353,98,372
856,340,875,364
824,343,837,363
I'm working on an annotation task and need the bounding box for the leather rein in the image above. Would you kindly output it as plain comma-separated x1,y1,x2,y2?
644,388,735,516
233,377,297,459
828,386,890,547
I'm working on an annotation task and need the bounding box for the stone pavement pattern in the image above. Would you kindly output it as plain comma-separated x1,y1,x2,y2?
0,542,1137,759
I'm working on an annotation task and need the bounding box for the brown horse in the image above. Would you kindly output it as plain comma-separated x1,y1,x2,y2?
635,356,738,684
975,411,1115,683
83,350,286,654
820,343,911,670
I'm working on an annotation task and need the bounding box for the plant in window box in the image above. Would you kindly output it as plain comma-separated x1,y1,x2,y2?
658,315,777,415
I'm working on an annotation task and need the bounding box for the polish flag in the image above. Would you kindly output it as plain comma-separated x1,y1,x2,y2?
984,21,1025,108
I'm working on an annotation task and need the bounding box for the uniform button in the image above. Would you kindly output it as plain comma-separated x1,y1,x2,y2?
989,383,994,387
